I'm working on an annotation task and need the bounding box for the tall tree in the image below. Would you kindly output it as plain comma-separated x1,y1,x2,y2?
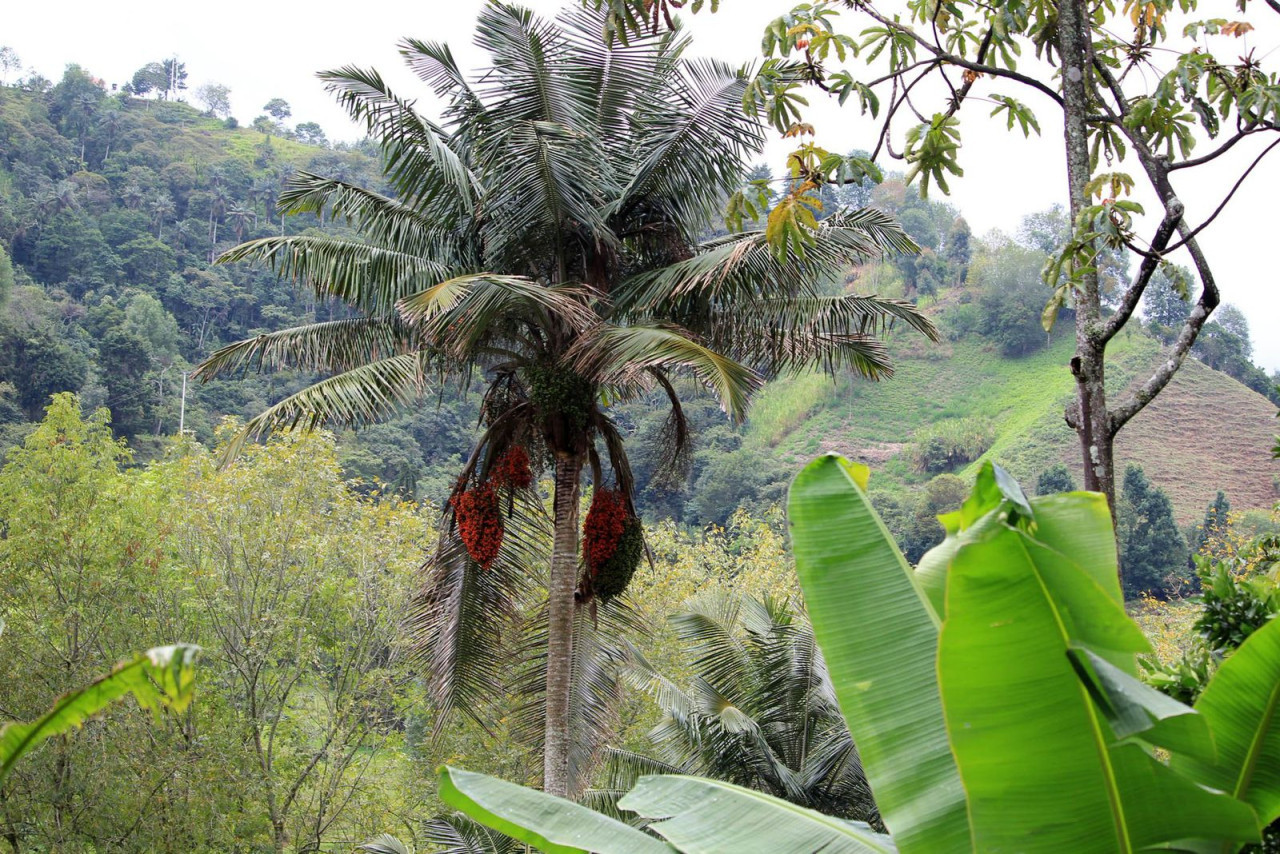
1191,490,1231,559
263,98,292,121
632,0,1280,542
1117,465,1189,598
196,3,934,797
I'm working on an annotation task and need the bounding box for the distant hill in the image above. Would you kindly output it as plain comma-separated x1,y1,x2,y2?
745,316,1277,525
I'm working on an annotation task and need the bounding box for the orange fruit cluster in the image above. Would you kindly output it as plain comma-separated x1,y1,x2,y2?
451,482,503,569
583,488,628,574
493,445,534,489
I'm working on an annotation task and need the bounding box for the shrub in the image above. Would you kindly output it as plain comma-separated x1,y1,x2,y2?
910,417,994,473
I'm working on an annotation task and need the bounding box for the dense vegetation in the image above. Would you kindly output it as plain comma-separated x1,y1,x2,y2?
2,0,1280,849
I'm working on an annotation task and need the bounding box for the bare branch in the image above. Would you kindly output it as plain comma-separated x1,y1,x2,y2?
1170,125,1279,170
1100,198,1183,344
1162,136,1280,253
1109,223,1219,433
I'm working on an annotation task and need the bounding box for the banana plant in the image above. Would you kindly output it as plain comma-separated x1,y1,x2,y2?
428,456,1280,852
0,643,199,784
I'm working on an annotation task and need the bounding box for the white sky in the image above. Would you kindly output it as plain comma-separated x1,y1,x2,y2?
7,0,1279,369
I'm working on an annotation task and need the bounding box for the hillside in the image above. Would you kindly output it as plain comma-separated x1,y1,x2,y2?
746,320,1277,525
1,66,1275,531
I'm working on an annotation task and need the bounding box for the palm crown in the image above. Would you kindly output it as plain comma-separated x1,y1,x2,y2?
195,2,936,796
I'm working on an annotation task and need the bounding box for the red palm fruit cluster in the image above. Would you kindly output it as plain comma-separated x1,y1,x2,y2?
492,445,533,489
583,488,628,574
451,482,503,569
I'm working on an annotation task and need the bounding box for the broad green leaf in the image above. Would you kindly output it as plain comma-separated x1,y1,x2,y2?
437,766,672,854
915,461,1032,617
1177,617,1280,831
939,525,1257,851
1068,647,1215,762
788,455,969,853
0,644,199,783
619,775,896,853
1026,492,1123,606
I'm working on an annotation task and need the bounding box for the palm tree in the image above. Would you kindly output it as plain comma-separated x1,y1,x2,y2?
225,203,256,243
590,593,879,824
207,176,229,263
249,178,278,225
194,3,935,797
148,191,175,240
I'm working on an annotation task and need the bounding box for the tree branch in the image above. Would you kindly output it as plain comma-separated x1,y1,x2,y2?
860,6,1065,106
1109,222,1219,433
1169,125,1278,170
1161,136,1280,253
1100,197,1183,344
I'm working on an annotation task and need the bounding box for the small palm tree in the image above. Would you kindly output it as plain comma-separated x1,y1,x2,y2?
195,2,934,796
225,203,256,243
148,191,175,240
590,593,879,824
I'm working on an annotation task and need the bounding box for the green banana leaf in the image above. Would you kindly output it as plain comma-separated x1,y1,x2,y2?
1068,647,1215,762
0,644,199,783
915,463,1121,616
787,454,969,853
938,518,1259,852
618,775,896,854
437,766,673,854
1175,616,1280,834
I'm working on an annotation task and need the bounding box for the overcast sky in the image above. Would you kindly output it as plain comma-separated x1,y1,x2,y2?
6,0,1279,369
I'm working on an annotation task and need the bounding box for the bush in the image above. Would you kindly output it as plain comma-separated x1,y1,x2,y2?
941,302,981,341
1195,555,1280,654
1036,464,1077,495
909,417,994,474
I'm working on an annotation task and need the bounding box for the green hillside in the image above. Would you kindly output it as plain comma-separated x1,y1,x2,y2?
745,318,1277,524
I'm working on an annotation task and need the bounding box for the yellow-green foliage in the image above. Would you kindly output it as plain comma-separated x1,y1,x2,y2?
0,399,435,851
1130,596,1202,667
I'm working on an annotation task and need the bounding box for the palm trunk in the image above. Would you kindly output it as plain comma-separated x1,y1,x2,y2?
544,451,582,797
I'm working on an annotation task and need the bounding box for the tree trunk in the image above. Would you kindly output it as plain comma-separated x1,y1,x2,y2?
1057,0,1118,522
543,451,583,798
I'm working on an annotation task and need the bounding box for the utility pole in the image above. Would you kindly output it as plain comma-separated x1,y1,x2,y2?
179,372,188,434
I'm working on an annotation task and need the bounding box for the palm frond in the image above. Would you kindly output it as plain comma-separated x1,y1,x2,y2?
473,3,588,129
192,317,414,379
217,235,449,316
616,208,921,314
645,368,693,487
277,172,475,266
616,593,880,822
613,58,764,232
581,748,686,821
215,353,430,462
318,65,480,216
397,275,596,358
508,600,645,796
480,121,617,270
399,38,484,116
559,4,689,151
570,323,761,422
407,486,551,733
359,834,414,854
421,814,527,854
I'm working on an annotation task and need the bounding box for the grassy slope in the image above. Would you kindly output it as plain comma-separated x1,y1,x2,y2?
746,321,1277,524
